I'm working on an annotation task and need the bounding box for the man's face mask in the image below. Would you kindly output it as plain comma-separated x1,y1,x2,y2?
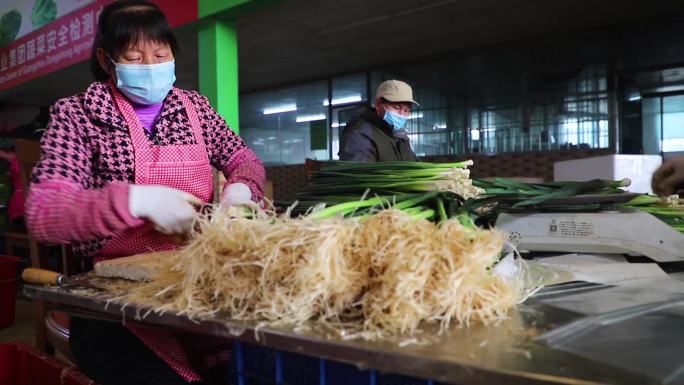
383,110,408,131
111,58,176,105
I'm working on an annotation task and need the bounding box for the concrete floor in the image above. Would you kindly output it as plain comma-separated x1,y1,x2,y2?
0,295,36,345
0,293,76,364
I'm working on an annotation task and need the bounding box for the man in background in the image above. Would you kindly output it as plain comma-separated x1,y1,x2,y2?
339,80,419,162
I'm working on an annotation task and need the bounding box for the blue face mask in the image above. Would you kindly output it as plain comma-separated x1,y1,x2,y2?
383,110,408,131
112,59,176,105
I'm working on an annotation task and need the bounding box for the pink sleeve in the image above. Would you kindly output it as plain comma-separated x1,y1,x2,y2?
26,181,143,244
26,98,143,244
221,147,266,202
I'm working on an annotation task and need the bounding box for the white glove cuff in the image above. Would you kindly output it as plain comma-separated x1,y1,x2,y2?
221,182,252,206
128,185,143,218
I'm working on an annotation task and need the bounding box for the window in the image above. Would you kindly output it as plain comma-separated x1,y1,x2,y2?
239,57,612,164
662,95,684,153
467,67,609,153
643,95,684,156
330,73,369,160
240,81,328,165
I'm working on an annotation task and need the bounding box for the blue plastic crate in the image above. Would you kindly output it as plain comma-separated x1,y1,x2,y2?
230,342,438,385
324,360,370,385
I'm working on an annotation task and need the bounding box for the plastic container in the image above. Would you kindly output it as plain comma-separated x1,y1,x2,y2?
0,255,20,328
0,343,96,385
231,342,438,385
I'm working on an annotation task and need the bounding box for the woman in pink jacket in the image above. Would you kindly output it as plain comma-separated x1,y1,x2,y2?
26,1,265,384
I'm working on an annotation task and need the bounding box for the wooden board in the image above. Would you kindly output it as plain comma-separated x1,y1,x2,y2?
94,250,176,281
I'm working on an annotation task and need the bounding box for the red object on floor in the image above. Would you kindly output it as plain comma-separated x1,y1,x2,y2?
0,255,20,328
0,343,96,385
50,311,71,329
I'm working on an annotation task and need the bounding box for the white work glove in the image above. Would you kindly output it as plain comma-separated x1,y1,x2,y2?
219,182,256,210
128,185,201,235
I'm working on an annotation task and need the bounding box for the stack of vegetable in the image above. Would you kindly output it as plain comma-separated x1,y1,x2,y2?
302,160,482,198
469,177,632,208
125,206,528,341
293,160,482,222
621,194,684,233
466,177,684,233
119,160,534,341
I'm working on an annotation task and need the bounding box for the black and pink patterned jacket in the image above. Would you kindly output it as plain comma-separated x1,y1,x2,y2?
26,81,265,259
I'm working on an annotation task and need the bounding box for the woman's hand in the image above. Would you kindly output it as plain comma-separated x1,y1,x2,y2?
652,157,684,196
128,185,201,234
219,182,258,210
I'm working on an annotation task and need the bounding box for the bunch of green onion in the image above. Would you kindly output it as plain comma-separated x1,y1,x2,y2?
293,160,481,222
302,191,471,223
301,160,481,198
620,194,684,233
461,178,634,226
468,178,632,209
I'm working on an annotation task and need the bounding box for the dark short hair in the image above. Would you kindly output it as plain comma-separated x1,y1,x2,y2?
90,1,179,80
